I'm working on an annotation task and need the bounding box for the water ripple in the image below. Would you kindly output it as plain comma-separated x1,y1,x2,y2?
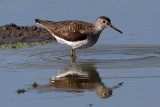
1,45,160,70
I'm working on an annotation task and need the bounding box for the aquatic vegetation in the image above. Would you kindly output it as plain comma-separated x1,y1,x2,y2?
0,41,57,49
16,89,26,94
53,42,57,45
19,63,25,66
2,44,9,49
31,42,42,45
32,82,38,88
45,40,51,44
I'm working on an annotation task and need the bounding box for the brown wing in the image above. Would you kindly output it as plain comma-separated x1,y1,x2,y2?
52,30,88,41
35,19,94,41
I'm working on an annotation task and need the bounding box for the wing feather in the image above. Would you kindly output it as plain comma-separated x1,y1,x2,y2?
35,19,94,41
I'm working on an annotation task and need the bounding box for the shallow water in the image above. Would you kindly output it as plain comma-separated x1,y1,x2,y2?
1,44,160,107
1,0,160,107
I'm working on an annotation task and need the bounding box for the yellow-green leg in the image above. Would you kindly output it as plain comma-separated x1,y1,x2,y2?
71,49,76,61
71,49,75,57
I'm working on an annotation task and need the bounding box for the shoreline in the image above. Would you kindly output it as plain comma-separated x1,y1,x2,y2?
0,23,56,45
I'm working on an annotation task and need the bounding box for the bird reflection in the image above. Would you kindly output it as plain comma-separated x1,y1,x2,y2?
37,64,123,99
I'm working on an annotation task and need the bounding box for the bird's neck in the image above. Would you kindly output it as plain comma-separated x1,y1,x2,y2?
94,23,105,33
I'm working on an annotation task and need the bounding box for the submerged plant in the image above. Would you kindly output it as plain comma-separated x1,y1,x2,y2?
1,41,57,49
45,40,51,44
2,44,9,49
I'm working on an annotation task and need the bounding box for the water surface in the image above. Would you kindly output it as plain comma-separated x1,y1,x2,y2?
0,0,160,107
1,44,160,107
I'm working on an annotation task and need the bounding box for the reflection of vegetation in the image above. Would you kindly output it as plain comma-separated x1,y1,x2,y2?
1,41,57,49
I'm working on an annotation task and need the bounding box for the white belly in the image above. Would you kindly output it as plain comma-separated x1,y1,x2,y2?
53,34,100,49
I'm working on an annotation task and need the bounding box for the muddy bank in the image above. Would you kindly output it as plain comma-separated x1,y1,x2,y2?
0,23,56,44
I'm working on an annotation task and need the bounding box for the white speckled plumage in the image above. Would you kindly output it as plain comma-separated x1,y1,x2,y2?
35,16,122,58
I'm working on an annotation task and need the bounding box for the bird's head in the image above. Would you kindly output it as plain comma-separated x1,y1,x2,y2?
95,16,122,34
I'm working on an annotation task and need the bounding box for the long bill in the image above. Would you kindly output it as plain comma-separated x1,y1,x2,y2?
108,24,123,34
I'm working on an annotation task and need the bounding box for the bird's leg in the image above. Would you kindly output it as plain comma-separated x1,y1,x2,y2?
71,49,76,61
71,49,75,57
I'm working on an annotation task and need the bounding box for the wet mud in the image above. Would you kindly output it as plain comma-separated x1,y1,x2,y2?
0,23,55,44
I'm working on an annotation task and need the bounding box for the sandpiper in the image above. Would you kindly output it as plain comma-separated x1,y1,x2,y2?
35,16,122,59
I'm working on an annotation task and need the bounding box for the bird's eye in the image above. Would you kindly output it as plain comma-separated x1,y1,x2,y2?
102,21,106,23
103,93,107,96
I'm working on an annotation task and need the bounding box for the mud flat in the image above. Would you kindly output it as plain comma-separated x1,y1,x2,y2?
0,23,55,44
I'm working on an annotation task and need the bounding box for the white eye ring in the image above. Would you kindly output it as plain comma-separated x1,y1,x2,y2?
102,21,106,23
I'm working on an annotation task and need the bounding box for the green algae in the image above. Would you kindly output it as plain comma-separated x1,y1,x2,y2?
1,41,57,49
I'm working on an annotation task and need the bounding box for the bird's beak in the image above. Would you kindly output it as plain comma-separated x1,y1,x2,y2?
107,24,123,34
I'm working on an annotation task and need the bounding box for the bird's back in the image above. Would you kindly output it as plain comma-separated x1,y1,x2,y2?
35,19,95,41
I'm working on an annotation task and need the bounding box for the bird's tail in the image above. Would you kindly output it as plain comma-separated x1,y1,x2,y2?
35,19,55,32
